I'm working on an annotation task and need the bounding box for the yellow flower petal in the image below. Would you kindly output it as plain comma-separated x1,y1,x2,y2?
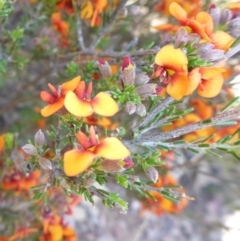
91,92,118,117
94,137,130,160
198,74,224,98
169,2,187,23
195,11,213,35
41,97,64,117
185,68,201,95
48,224,63,241
61,76,81,96
64,91,93,117
166,74,189,100
64,150,96,177
155,45,188,72
211,30,235,51
81,1,93,19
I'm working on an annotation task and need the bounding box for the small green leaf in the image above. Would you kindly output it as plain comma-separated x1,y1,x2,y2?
157,144,170,151
31,192,43,202
187,147,200,153
217,135,233,144
4,133,14,150
205,150,222,158
219,96,240,113
201,118,213,124
160,191,179,204
198,143,210,148
230,36,240,48
215,121,238,126
43,193,48,205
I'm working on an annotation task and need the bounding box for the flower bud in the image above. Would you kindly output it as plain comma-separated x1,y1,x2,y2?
39,157,52,170
97,159,124,172
34,129,45,147
135,72,150,85
98,59,112,78
121,57,136,86
123,158,134,169
145,166,159,183
209,6,221,28
83,176,95,188
136,103,146,117
220,9,232,25
125,101,136,115
22,144,38,156
135,84,157,97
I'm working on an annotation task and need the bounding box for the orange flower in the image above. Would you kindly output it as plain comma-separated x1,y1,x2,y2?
0,134,5,154
142,174,188,215
81,0,107,27
64,80,118,117
51,12,70,47
56,0,75,15
63,126,130,176
41,215,77,241
2,170,41,192
40,76,80,117
155,0,201,18
169,2,234,50
186,67,225,98
155,44,188,100
84,115,118,130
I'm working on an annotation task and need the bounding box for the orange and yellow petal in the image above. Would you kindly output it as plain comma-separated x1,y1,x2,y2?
81,1,93,19
61,76,81,96
48,224,63,241
94,137,130,160
64,150,96,176
40,91,56,103
76,131,91,149
166,74,189,100
211,31,235,51
91,92,119,117
195,11,213,35
186,19,212,42
64,91,93,117
153,23,180,32
185,68,201,95
155,45,188,72
198,74,224,98
169,2,187,23
41,97,64,117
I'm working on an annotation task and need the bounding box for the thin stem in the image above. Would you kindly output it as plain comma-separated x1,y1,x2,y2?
140,108,240,142
90,0,128,49
58,47,160,59
74,0,86,51
123,108,240,147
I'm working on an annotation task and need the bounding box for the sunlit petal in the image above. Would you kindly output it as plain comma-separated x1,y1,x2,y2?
41,97,64,117
155,45,188,72
61,76,81,96
76,131,91,149
94,137,130,160
64,150,96,176
198,74,224,98
40,91,56,103
195,12,214,35
211,30,234,51
64,91,93,117
166,74,188,100
91,92,119,117
185,68,201,95
169,2,187,23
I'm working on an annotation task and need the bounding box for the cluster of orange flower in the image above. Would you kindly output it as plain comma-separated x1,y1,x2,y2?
154,2,238,100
